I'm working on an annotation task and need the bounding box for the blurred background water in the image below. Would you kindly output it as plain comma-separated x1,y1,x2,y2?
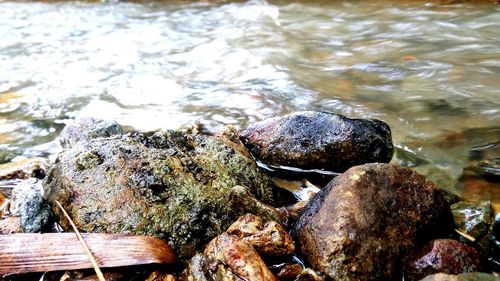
0,0,498,209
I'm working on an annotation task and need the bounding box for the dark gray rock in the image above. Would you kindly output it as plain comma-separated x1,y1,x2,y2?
44,127,282,258
407,239,484,281
293,163,454,281
11,179,50,233
240,111,393,172
59,117,124,149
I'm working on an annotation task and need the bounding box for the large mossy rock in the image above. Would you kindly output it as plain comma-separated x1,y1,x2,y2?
44,127,281,258
240,111,393,172
293,163,454,281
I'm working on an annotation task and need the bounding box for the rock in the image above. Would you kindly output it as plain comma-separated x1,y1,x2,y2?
451,201,491,242
11,179,50,233
295,268,325,281
240,111,393,172
184,253,210,281
459,175,500,214
44,128,281,258
0,157,49,180
184,214,294,281
59,117,124,149
407,239,484,281
275,264,303,280
204,233,278,281
293,163,454,281
226,213,294,257
419,272,500,281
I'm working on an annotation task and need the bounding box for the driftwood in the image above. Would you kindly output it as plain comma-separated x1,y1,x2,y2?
0,233,176,276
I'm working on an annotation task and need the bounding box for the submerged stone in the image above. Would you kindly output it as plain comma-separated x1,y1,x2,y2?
451,201,491,242
407,239,484,281
293,163,453,281
44,127,281,258
240,111,393,172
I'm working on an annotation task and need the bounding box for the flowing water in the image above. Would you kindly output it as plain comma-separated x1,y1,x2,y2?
0,0,499,208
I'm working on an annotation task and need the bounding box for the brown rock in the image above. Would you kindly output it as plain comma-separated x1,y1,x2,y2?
293,163,454,281
240,111,393,172
204,233,278,281
407,239,484,281
276,264,303,280
226,213,294,257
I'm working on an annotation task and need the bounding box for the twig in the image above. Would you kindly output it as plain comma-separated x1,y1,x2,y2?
55,200,105,281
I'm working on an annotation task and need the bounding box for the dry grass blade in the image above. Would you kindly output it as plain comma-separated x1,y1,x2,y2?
0,233,176,276
55,200,105,281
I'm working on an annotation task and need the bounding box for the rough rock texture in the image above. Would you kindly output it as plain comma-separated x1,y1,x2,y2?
407,239,484,281
11,179,50,233
419,272,500,281
204,233,278,281
293,163,454,281
275,264,303,280
59,117,124,149
451,201,491,242
226,213,295,257
240,111,393,172
184,214,295,281
44,128,281,258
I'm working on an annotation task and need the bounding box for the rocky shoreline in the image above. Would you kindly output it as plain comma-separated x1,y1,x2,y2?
0,111,499,281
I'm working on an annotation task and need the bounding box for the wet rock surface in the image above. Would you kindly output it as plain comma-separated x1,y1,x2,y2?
226,213,294,257
407,239,484,281
240,111,394,172
184,214,295,281
451,201,491,242
293,163,454,281
44,128,281,258
204,233,278,281
59,117,124,149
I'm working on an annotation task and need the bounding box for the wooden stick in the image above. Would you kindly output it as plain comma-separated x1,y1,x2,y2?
0,233,176,275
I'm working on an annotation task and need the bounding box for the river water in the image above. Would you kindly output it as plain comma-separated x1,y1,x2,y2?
0,0,499,208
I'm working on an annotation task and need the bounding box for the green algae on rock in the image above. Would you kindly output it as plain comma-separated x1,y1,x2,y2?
44,127,281,258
